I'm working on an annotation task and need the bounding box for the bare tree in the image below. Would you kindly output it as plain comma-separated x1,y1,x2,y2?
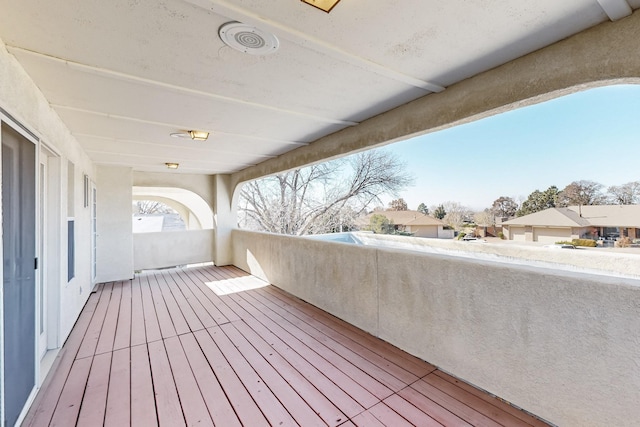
607,181,640,205
441,201,473,230
134,200,174,214
557,180,606,206
474,209,495,227
239,149,413,235
490,196,518,219
388,198,408,211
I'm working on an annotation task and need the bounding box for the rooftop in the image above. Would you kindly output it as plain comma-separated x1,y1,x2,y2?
504,205,640,227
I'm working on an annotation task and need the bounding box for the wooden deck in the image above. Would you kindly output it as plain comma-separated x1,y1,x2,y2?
23,265,548,427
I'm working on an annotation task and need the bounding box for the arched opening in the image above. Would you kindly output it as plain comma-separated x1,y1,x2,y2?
236,84,640,247
132,186,214,232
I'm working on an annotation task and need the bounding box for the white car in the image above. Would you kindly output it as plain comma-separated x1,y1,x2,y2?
544,244,576,249
462,237,486,243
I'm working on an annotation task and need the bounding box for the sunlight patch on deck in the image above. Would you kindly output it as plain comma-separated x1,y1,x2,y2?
206,276,269,296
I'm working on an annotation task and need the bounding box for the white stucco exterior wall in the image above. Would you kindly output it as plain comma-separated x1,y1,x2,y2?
133,230,214,270
96,165,134,282
231,229,640,427
1,38,96,342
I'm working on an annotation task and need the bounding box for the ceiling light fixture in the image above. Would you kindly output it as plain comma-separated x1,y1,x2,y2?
170,130,209,141
188,130,209,141
301,0,341,13
219,22,279,55
165,162,179,169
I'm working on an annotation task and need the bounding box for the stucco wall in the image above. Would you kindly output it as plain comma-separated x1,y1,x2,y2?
407,224,438,238
231,229,640,427
96,165,133,282
1,39,96,342
133,229,214,270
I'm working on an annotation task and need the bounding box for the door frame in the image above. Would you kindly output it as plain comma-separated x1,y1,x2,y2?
0,109,41,427
38,143,62,370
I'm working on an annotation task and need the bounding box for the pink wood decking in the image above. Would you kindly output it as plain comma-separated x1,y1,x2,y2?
23,265,548,426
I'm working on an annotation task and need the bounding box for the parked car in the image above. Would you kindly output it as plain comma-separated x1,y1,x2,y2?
462,236,486,243
544,244,576,249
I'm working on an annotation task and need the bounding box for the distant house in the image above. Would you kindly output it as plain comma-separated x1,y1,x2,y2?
502,205,640,243
355,210,450,238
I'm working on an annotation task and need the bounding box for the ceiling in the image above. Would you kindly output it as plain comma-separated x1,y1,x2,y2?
1,0,637,174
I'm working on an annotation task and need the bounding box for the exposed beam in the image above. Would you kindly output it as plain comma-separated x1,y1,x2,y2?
84,149,259,168
182,0,446,93
9,46,358,127
74,133,280,159
597,0,632,20
52,104,311,146
93,160,230,173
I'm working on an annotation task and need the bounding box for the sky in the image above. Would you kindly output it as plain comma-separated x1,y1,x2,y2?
381,84,640,211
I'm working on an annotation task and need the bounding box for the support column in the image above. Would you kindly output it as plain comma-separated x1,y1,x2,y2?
213,174,237,266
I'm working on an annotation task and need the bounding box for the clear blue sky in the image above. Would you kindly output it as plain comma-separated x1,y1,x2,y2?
384,84,640,211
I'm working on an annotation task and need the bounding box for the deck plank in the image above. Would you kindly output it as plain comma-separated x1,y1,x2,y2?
255,286,421,387
181,266,241,323
433,370,549,427
160,269,205,332
192,329,270,427
24,287,101,427
264,284,436,377
76,352,111,425
383,393,443,426
76,282,113,359
167,269,217,329
26,265,549,427
423,374,533,427
131,344,159,427
206,326,298,426
360,402,416,426
230,290,382,408
48,357,92,427
147,339,185,426
147,272,178,339
234,317,361,422
130,276,147,347
244,289,398,399
179,333,242,427
113,279,132,350
397,386,471,426
164,336,215,427
95,281,122,355
104,347,131,427
153,271,191,335
411,378,502,427
139,274,163,343
174,268,230,325
221,322,330,427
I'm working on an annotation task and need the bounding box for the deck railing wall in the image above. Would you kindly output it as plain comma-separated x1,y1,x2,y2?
231,229,640,427
133,229,214,270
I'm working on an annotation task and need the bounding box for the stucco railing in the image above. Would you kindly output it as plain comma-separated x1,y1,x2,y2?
133,229,214,271
231,229,640,427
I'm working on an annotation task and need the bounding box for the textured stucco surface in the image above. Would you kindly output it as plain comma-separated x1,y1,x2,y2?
133,230,214,270
231,229,640,426
231,12,640,190
1,39,96,342
354,232,640,278
96,166,134,282
232,230,379,334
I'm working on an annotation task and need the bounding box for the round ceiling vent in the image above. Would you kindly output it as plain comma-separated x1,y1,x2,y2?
219,22,279,55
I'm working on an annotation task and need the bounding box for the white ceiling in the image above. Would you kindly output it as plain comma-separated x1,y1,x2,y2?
0,0,636,174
